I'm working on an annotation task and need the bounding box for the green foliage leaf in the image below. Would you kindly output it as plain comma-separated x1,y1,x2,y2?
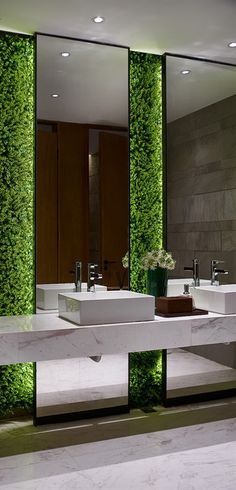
0,32,35,417
130,51,163,294
129,351,163,407
129,52,163,407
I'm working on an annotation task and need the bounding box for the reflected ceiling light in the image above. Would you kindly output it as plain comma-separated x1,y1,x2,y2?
92,16,104,23
60,51,70,57
228,42,236,48
51,93,59,98
180,69,191,75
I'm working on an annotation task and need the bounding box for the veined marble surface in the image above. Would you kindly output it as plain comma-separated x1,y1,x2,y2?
0,311,236,365
0,406,236,489
191,314,236,345
0,314,191,365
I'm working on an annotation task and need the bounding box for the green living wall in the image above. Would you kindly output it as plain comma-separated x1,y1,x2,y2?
129,51,164,407
0,32,35,416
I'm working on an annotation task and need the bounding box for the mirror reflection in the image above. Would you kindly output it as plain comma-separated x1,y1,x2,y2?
36,34,129,292
35,34,129,421
167,56,236,281
166,55,236,401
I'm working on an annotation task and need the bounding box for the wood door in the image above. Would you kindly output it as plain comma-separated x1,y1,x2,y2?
58,123,89,282
99,132,129,288
36,127,58,284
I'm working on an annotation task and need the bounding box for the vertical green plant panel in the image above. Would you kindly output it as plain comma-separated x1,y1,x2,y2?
129,51,163,407
0,32,35,416
130,51,163,293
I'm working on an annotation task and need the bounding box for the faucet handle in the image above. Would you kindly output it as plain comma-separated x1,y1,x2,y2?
89,263,98,271
87,263,103,292
91,271,103,281
214,269,228,275
211,259,224,266
184,258,199,271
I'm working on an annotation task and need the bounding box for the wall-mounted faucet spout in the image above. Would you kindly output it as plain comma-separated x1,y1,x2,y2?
75,261,82,292
184,258,200,287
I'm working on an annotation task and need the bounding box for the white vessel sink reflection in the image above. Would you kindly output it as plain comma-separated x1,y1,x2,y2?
192,284,236,314
36,283,107,310
58,290,155,325
167,278,211,297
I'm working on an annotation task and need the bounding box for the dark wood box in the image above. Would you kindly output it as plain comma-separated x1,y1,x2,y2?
156,295,193,314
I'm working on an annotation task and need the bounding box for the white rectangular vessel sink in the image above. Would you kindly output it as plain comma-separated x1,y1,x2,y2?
192,284,236,314
36,283,107,310
167,278,211,297
58,290,155,325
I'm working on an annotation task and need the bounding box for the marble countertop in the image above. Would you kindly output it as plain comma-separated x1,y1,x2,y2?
0,311,236,365
0,310,229,333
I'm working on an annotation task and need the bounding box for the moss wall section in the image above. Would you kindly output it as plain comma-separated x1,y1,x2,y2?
129,51,163,408
0,32,35,416
130,51,163,294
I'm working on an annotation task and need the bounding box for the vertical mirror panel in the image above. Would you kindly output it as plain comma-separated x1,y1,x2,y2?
166,55,236,401
36,356,129,418
167,56,236,280
167,344,236,401
36,34,129,288
36,34,129,421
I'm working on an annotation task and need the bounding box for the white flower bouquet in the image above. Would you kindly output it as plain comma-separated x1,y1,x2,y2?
122,251,129,268
141,249,175,271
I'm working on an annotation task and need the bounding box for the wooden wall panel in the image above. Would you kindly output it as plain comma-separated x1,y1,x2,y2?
99,132,129,288
36,128,58,284
58,123,89,282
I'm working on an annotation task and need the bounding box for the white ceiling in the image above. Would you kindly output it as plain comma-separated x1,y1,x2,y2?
167,57,236,121
37,35,128,125
1,0,236,62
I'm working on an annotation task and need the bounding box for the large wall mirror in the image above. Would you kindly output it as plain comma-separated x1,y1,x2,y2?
35,34,129,422
36,34,129,290
166,54,236,403
166,55,236,281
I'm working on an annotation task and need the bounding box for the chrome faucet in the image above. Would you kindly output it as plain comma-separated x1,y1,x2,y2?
75,261,82,292
87,263,103,292
211,260,228,285
184,258,200,286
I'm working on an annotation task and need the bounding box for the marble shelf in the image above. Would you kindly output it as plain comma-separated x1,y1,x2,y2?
0,311,236,366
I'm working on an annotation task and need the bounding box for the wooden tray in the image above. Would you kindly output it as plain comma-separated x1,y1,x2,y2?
155,308,208,318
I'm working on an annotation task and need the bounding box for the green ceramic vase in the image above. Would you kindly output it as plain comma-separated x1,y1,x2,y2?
147,267,168,298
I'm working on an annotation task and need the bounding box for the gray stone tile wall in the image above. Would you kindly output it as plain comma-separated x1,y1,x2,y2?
167,94,236,281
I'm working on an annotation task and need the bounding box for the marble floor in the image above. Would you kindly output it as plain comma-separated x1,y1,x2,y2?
167,348,236,398
0,397,236,489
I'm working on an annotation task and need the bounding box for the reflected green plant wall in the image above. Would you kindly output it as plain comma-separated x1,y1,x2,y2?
0,32,35,416
129,51,163,407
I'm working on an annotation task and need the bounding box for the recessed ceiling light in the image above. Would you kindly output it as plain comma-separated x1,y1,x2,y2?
228,42,236,48
60,52,70,57
51,93,59,98
92,16,104,23
180,69,191,75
